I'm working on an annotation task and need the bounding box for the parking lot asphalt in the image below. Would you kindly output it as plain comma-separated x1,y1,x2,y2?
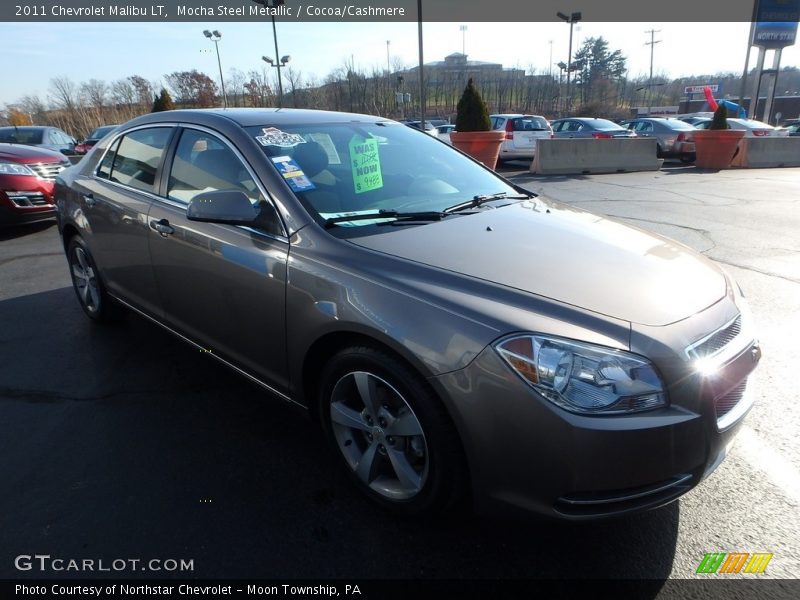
1,164,799,588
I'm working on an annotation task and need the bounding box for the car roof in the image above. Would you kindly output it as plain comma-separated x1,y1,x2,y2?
0,125,53,131
491,113,546,118
122,108,390,130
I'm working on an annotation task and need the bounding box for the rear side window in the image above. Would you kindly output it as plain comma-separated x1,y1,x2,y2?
100,128,172,193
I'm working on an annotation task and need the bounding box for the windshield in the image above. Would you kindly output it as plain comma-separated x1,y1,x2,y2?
0,128,44,144
663,120,696,131
248,121,519,234
89,126,116,139
591,119,626,131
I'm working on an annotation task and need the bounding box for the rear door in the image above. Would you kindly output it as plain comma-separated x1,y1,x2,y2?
70,125,174,317
147,126,290,393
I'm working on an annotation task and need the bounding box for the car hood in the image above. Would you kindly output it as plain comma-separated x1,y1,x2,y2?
348,200,726,327
0,143,66,163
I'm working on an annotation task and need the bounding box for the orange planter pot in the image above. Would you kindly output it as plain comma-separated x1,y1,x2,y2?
450,130,506,170
693,129,746,170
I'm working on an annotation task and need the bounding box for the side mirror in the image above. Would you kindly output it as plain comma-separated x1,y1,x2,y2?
187,190,257,225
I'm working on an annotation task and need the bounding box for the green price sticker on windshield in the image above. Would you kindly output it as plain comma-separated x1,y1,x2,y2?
348,135,383,194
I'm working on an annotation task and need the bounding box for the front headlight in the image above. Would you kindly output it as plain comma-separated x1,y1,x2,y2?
496,334,667,415
0,162,37,176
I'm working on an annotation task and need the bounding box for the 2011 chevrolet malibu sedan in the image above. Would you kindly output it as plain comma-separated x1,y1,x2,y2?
55,109,760,519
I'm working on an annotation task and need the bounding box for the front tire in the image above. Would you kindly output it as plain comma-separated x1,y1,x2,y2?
318,346,467,516
66,236,124,323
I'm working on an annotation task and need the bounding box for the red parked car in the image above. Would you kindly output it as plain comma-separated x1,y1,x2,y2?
0,143,72,226
74,125,118,155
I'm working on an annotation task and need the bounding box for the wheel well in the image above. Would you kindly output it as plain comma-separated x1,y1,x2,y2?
302,332,437,422
61,223,80,250
303,330,473,506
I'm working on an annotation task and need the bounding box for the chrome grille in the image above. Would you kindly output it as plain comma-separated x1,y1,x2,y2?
7,192,49,207
687,315,742,359
716,380,747,421
28,161,69,180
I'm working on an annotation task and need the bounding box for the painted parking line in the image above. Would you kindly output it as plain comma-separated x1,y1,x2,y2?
734,426,800,503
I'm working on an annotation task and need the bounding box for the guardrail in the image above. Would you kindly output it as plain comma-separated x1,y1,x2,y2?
530,138,663,175
730,137,800,169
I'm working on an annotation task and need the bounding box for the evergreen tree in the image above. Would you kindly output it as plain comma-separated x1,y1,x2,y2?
455,78,491,132
151,88,175,112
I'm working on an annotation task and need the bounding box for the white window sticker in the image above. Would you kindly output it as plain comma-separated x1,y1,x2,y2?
256,127,306,148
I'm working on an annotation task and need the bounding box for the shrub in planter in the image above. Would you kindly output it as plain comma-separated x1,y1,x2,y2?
694,103,743,169
450,78,505,169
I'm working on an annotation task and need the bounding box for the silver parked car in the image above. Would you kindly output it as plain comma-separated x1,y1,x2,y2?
622,117,697,162
55,109,760,519
551,117,636,139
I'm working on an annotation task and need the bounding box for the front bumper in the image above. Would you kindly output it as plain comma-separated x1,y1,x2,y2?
0,191,55,226
431,333,759,520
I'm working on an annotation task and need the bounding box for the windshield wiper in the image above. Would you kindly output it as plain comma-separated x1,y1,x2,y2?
324,210,445,228
443,192,533,214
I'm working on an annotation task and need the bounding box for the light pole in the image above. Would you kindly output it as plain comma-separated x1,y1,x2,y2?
262,55,291,107
203,29,227,108
556,61,567,114
252,0,288,108
556,11,581,114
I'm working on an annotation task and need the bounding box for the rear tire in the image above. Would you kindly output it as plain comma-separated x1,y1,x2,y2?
66,236,124,323
318,345,467,516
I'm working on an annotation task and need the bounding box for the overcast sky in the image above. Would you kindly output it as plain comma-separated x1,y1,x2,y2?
3,21,799,108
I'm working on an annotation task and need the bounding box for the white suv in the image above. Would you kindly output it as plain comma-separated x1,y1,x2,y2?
490,114,552,162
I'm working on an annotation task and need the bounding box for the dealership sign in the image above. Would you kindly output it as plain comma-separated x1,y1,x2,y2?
752,0,800,48
685,85,719,94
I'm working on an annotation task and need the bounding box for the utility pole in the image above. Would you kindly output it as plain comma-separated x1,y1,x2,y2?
386,40,391,73
645,29,661,116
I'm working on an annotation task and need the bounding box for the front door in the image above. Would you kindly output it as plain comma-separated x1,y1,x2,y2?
147,127,290,393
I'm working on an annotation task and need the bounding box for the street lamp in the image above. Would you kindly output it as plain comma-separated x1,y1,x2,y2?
202,29,227,108
556,10,581,114
261,55,291,106
556,61,568,114
251,0,288,108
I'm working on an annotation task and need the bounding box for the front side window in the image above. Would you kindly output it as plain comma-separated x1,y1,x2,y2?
103,128,172,193
167,129,264,206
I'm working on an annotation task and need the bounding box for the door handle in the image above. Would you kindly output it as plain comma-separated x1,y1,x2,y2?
150,218,175,237
82,193,95,207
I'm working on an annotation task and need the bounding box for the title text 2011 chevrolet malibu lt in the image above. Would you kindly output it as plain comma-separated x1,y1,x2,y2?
55,109,760,519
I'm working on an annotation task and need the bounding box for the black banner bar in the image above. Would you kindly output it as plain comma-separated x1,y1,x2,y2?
3,579,800,600
0,0,783,23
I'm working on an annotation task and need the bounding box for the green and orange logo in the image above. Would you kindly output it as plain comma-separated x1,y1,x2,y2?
696,552,773,574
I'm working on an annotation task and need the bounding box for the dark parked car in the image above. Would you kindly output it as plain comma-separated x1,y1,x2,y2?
622,117,697,162
401,120,438,136
0,143,72,226
55,109,760,519
75,125,119,155
551,117,637,139
0,126,78,155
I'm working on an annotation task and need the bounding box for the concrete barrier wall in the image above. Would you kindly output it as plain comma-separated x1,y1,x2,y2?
730,137,800,168
530,138,663,175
